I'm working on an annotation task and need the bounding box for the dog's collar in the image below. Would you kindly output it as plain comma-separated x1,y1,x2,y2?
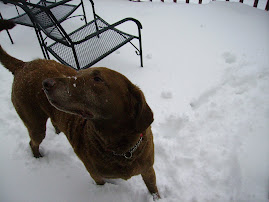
109,133,143,159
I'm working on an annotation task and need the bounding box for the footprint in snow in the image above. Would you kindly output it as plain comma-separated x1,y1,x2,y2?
157,115,189,138
222,52,237,64
161,91,173,99
146,54,152,59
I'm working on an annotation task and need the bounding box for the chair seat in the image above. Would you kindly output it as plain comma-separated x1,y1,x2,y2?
10,1,80,28
47,17,136,69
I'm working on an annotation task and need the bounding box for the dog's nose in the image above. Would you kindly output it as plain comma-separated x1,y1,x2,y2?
42,78,56,91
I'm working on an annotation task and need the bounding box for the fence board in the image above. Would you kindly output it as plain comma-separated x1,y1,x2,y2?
146,0,269,11
254,0,259,7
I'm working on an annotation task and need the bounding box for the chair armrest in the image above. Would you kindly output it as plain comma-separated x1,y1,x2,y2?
43,0,73,9
89,0,94,6
21,0,73,9
73,17,143,45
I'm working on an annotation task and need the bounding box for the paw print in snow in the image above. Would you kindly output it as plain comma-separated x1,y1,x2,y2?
161,91,173,99
222,52,237,64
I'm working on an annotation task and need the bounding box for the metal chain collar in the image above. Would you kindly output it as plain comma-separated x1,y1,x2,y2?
112,135,143,159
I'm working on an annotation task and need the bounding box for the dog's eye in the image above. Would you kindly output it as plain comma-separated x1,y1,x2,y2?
93,76,103,82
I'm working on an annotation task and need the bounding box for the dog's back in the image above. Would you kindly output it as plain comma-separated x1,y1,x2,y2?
0,41,77,157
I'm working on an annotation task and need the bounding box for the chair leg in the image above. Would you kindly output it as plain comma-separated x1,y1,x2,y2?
39,30,50,60
34,27,50,60
5,29,14,44
81,0,87,24
138,28,143,67
35,29,48,59
71,45,80,70
90,0,100,37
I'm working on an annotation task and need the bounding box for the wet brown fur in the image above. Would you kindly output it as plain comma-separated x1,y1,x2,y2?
0,45,160,199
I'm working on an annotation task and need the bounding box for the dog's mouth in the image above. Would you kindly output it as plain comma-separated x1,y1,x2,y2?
43,89,94,119
43,93,65,112
42,87,49,94
75,110,94,119
42,78,95,119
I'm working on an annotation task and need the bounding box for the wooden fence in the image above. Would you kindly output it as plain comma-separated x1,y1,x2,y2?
134,0,269,11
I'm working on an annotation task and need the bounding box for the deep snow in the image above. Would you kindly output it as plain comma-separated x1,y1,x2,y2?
0,0,269,201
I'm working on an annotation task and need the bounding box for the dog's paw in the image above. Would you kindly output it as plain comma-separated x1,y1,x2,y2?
29,141,43,158
94,179,106,186
33,152,43,158
32,148,43,158
152,192,161,201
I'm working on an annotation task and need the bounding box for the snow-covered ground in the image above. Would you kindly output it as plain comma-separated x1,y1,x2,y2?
0,0,269,201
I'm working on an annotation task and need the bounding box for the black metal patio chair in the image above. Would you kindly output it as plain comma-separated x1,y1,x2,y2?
9,0,87,27
2,0,143,69
1,0,87,43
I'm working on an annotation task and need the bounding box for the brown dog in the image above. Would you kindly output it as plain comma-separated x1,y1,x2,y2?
0,45,160,199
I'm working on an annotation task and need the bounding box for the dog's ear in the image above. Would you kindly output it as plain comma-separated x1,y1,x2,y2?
128,84,154,133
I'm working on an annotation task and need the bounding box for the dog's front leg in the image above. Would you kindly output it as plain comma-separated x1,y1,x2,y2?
87,170,105,185
92,176,105,185
141,166,160,200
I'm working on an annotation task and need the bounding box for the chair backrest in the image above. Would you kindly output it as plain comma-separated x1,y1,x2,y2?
2,0,98,45
20,0,72,44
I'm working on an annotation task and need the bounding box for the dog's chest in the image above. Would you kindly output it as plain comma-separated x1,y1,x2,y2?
95,159,141,180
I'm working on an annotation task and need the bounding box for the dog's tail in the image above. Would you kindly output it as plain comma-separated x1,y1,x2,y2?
0,46,25,75
0,19,24,74
0,19,16,32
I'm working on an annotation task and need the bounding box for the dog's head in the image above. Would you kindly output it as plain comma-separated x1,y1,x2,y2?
43,67,153,132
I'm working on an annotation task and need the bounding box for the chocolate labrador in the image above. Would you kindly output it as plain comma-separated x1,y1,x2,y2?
0,44,160,199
